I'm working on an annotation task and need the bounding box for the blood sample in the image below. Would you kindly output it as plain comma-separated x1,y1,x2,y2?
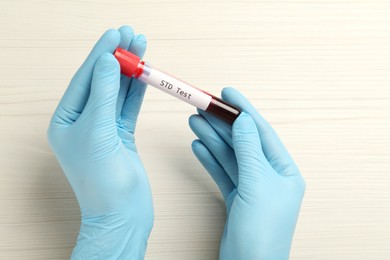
113,48,241,124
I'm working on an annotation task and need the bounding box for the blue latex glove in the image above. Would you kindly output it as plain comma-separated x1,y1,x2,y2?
47,26,153,259
189,88,305,260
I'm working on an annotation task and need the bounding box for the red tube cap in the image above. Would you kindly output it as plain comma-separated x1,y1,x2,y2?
113,48,142,78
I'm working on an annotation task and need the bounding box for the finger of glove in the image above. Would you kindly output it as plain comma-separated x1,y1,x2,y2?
232,113,274,197
189,114,239,186
116,26,135,121
120,34,147,134
222,87,298,176
52,29,120,126
192,139,235,202
197,108,233,148
80,53,121,129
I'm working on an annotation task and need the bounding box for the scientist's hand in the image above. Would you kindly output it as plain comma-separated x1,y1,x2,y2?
47,26,153,259
189,88,305,260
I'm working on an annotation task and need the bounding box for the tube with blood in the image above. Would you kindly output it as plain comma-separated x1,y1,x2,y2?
113,48,241,124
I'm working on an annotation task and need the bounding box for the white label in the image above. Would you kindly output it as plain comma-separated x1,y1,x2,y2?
139,68,212,110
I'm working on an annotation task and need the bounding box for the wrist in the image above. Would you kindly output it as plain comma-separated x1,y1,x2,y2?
71,214,150,260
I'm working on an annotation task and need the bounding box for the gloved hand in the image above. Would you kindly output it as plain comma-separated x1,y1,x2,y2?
47,26,153,259
189,87,305,260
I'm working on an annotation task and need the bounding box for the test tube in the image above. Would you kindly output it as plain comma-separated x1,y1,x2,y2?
113,48,241,124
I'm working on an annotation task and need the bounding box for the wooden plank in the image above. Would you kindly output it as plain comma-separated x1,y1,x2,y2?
0,0,389,259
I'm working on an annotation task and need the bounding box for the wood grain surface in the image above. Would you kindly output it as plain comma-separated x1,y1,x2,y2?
0,0,389,259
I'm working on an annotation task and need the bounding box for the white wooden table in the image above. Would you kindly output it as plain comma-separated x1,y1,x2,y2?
0,1,389,259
